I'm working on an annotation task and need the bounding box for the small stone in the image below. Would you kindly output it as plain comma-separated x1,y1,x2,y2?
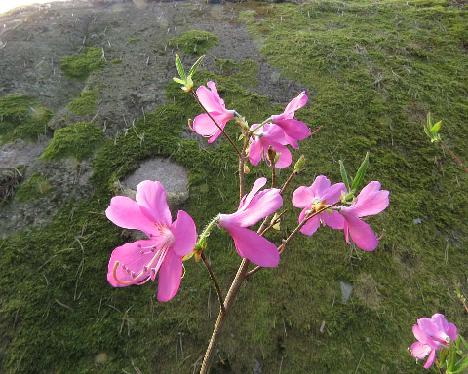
339,281,353,304
412,218,422,224
122,157,189,207
253,359,262,374
94,352,108,364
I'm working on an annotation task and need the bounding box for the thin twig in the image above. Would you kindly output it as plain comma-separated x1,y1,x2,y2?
280,170,297,194
259,209,289,236
200,252,225,315
246,205,332,278
191,92,242,158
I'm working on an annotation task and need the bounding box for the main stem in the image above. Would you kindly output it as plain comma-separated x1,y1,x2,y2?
200,133,249,374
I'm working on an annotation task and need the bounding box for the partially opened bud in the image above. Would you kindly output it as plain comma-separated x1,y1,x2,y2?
293,155,306,174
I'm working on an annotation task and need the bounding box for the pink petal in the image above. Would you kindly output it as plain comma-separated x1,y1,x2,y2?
292,185,314,208
248,138,262,166
409,342,431,360
321,210,344,229
418,318,449,345
311,175,332,198
341,209,378,251
225,224,280,267
220,188,283,228
321,182,346,205
136,180,172,226
447,323,458,342
423,349,436,369
353,181,389,217
412,324,430,345
105,196,156,236
192,113,222,138
241,177,267,208
272,144,293,168
171,210,197,257
275,118,311,142
196,83,223,113
107,240,156,287
157,250,183,302
283,91,308,117
299,213,320,236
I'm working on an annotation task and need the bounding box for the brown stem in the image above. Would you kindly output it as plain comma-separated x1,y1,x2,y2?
200,252,225,315
191,92,242,158
246,205,331,278
199,259,250,374
280,170,297,195
258,209,288,236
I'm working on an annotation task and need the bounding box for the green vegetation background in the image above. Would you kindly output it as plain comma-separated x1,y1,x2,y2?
0,0,466,373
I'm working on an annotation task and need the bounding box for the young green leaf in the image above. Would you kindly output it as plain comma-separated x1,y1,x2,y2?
173,77,185,85
351,152,370,193
339,160,351,191
188,55,205,77
175,54,186,80
431,120,442,133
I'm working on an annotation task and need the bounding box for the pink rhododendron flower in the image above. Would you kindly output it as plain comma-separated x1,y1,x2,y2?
409,313,458,369
248,123,292,168
292,175,346,236
270,91,311,148
339,181,389,251
105,180,197,302
218,177,282,267
192,81,235,143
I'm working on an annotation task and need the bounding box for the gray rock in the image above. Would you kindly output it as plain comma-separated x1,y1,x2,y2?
339,281,353,304
121,157,189,207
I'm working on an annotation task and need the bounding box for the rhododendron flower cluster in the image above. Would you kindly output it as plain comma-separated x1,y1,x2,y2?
103,57,402,374
409,313,459,369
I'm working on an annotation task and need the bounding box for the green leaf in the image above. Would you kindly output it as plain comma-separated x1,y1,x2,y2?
450,355,468,374
188,55,205,77
351,152,370,193
339,160,351,191
431,120,442,133
175,54,186,80
173,77,185,85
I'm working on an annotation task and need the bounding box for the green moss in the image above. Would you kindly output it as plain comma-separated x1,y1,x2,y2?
215,58,258,88
41,122,104,161
169,29,218,55
15,174,52,203
67,89,98,116
60,48,104,80
0,94,53,144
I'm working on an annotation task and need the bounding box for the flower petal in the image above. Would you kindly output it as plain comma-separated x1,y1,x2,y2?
283,91,308,117
248,138,263,166
423,349,436,369
107,240,156,287
341,209,378,251
136,180,172,226
354,181,389,217
299,213,320,236
321,210,345,229
241,177,267,209
321,182,346,205
196,83,224,113
225,224,280,267
409,342,431,360
275,118,311,142
171,210,197,257
157,250,183,302
311,175,332,198
105,196,156,236
292,185,314,208
272,144,293,168
412,324,430,345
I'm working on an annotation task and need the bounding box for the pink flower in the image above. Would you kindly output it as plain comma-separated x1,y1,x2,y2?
105,180,197,302
248,123,292,168
409,313,457,369
339,181,389,251
192,81,235,143
292,175,346,236
270,91,311,148
218,177,282,267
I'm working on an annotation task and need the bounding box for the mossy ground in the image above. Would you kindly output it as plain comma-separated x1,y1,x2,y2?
0,1,466,373
169,29,219,55
41,122,104,161
67,89,98,116
60,47,105,80
15,174,52,203
0,94,52,144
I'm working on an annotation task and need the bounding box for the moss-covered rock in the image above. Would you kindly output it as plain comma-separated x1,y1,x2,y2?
41,122,104,161
67,89,98,116
15,174,52,203
60,47,104,80
169,30,218,55
0,94,53,144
